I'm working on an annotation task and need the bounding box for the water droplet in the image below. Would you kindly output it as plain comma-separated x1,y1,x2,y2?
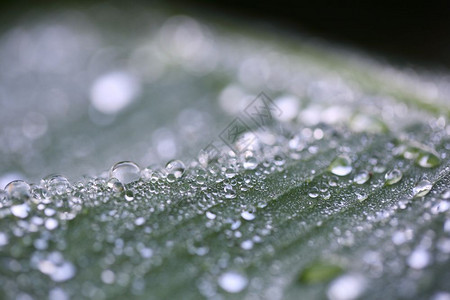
125,190,134,201
43,175,71,195
308,187,319,198
327,274,366,300
384,169,403,185
101,269,116,284
299,261,343,284
225,168,236,178
107,178,125,193
38,252,76,282
5,180,30,201
243,156,258,170
329,156,352,176
407,248,430,269
356,192,368,202
416,152,440,168
206,211,216,220
240,240,253,250
110,161,141,184
0,232,9,247
11,203,30,218
413,180,432,197
273,154,286,166
165,160,186,181
441,189,450,199
241,210,255,221
45,218,59,230
353,171,370,184
218,271,248,293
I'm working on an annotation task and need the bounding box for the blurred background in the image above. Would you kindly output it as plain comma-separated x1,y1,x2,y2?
0,0,448,187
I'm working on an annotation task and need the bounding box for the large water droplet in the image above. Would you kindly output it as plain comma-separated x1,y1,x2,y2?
243,156,258,170
218,271,248,293
165,160,186,182
110,161,141,184
5,180,30,201
416,152,440,168
385,169,402,185
413,180,432,197
329,156,352,176
241,210,256,221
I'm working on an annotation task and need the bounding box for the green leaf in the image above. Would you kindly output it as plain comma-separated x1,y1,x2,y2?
0,6,450,300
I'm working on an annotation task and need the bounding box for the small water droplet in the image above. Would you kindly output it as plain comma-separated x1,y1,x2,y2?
327,274,366,300
225,168,236,178
43,175,70,195
240,240,253,250
165,160,186,181
441,189,450,199
273,154,286,166
329,156,352,176
110,161,141,184
218,271,248,293
308,187,319,198
353,171,370,184
107,178,125,193
241,210,256,221
11,203,30,218
243,156,258,170
407,248,430,269
385,169,403,185
413,180,432,197
206,211,216,220
356,192,368,202
125,190,134,201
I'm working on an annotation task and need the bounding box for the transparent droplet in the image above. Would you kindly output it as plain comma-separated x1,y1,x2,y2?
327,274,366,300
218,271,248,293
385,169,403,185
225,168,236,178
110,161,141,184
413,180,432,197
5,180,30,201
356,192,368,202
407,248,430,269
353,171,370,185
329,156,352,176
240,240,253,250
416,152,440,168
206,211,216,220
224,185,236,199
43,175,71,195
441,189,450,199
273,154,286,166
125,190,134,201
38,253,76,282
241,210,255,221
308,187,319,198
11,203,30,218
107,178,125,193
243,156,258,170
165,160,186,181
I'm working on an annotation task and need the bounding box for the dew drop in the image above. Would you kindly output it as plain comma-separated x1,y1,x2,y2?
241,210,256,221
353,171,370,184
125,190,134,201
384,169,403,185
110,161,141,184
225,168,236,178
240,240,253,250
107,178,125,193
327,274,366,300
407,248,430,269
218,271,248,293
243,156,258,170
273,154,286,166
165,160,186,181
329,156,352,176
43,175,71,195
5,180,30,201
11,203,30,218
416,152,440,168
308,187,319,198
206,211,216,220
413,180,433,197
